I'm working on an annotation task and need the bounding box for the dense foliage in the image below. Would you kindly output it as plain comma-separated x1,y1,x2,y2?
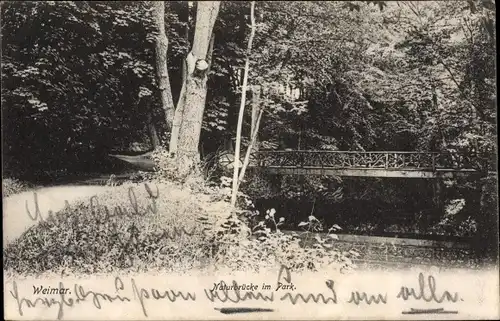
2,1,495,167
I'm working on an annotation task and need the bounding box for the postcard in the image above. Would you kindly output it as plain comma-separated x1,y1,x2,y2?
3,1,498,320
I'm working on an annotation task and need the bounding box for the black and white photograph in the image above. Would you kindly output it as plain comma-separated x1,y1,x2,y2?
2,1,499,319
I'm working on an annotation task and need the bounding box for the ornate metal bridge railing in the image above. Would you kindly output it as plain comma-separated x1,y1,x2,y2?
250,151,480,171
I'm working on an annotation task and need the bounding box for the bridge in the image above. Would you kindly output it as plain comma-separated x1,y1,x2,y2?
109,150,483,179
247,150,482,178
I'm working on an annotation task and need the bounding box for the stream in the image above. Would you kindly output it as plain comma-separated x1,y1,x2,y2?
253,197,474,242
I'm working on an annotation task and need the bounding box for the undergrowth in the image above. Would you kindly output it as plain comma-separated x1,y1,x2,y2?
4,151,355,276
3,178,34,197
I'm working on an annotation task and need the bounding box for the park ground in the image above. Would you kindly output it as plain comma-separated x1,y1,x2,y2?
3,177,493,277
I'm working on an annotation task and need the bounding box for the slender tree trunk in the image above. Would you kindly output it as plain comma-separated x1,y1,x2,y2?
432,86,448,150
237,108,263,192
250,85,262,152
147,111,161,149
231,1,256,206
169,1,220,174
153,1,175,133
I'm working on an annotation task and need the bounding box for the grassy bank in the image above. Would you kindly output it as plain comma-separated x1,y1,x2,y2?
3,180,354,276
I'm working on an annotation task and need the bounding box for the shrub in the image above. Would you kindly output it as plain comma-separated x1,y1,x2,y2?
3,178,34,197
150,147,218,192
213,208,355,273
425,198,478,237
429,215,478,237
150,147,181,182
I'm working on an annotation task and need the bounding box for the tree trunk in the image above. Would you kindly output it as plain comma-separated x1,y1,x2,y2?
147,111,161,149
231,1,256,206
169,1,220,173
432,180,444,216
250,85,262,152
237,108,263,192
153,1,175,133
168,1,191,153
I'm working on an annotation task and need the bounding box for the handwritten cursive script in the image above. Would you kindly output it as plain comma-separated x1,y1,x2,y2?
89,184,159,222
397,273,460,303
9,276,196,319
24,183,160,223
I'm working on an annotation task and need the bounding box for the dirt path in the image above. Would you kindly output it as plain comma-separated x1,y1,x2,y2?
3,185,109,247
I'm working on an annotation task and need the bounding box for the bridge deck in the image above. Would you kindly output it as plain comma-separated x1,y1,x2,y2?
256,166,479,178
